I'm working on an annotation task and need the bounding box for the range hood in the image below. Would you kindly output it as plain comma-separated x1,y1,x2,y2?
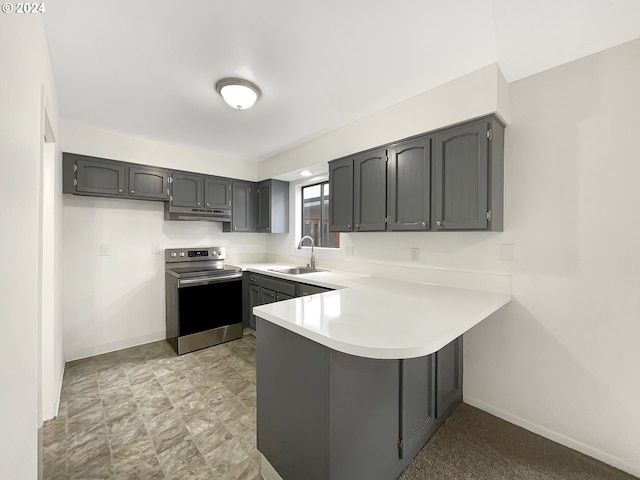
164,204,232,222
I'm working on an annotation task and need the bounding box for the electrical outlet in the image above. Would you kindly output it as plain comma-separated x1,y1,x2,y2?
152,245,161,255
99,244,110,256
344,245,354,256
410,247,419,262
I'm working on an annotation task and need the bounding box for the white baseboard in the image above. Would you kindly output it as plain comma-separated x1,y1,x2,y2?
260,453,283,480
464,396,640,478
53,361,65,417
65,331,166,362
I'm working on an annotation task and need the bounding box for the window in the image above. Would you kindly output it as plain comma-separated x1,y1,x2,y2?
301,182,340,248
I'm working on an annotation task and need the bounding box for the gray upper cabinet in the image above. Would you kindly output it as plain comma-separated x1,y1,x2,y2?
169,172,203,208
328,157,354,232
204,176,232,209
71,155,126,196
225,180,256,232
128,166,169,200
64,153,170,201
387,137,431,231
353,149,387,231
432,117,504,231
257,179,289,233
326,114,504,234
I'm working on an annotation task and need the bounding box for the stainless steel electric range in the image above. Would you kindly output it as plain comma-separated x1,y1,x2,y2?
165,246,243,355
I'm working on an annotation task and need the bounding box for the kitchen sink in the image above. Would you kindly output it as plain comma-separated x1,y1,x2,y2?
268,266,326,275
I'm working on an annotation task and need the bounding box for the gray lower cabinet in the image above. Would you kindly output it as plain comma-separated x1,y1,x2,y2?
328,157,354,232
387,137,431,231
432,117,504,231
256,319,463,480
257,179,289,233
354,148,387,231
248,285,260,330
128,166,169,200
245,273,330,331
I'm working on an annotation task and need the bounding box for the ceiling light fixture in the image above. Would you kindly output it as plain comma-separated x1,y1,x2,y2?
215,78,261,110
299,170,313,177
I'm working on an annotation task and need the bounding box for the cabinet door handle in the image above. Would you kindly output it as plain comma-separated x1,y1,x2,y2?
130,190,135,194
355,223,360,230
197,202,201,206
421,221,426,227
436,221,442,227
347,224,352,229
206,203,210,207
118,189,123,193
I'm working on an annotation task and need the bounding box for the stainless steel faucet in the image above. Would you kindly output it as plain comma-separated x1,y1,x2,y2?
297,235,316,270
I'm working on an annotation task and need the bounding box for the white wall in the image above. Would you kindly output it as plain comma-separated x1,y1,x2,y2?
61,127,264,360
262,41,640,475
464,38,640,475
0,14,60,480
258,63,508,179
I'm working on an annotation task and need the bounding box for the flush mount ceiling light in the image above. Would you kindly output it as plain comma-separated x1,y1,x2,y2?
299,170,313,177
215,78,261,110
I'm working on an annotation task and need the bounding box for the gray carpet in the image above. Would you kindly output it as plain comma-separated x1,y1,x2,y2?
399,403,637,480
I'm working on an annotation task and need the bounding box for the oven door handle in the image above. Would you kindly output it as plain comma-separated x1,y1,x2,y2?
177,273,243,288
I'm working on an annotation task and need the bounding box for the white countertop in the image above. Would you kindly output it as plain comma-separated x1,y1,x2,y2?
241,263,511,360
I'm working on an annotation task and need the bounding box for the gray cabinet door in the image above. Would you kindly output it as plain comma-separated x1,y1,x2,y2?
256,181,271,232
248,284,260,330
204,176,232,209
229,181,255,232
328,157,354,232
435,337,463,418
433,120,489,230
256,180,289,233
353,149,387,231
128,166,169,200
260,288,277,305
400,355,436,461
387,137,431,231
170,172,203,208
76,157,125,196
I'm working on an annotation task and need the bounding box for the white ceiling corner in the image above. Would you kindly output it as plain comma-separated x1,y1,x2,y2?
42,0,640,163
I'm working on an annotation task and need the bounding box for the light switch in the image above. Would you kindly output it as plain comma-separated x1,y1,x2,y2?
99,244,110,256
152,245,161,255
410,247,419,262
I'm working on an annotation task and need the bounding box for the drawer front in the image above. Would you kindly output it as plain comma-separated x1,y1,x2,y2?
260,277,296,297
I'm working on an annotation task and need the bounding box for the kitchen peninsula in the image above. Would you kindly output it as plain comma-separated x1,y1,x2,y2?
248,266,511,480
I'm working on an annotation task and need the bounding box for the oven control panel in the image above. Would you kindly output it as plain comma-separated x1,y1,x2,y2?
165,247,226,263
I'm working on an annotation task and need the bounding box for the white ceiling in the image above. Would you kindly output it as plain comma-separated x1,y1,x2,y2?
43,0,640,162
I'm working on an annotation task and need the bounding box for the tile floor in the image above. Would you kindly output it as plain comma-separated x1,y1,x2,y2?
42,335,260,480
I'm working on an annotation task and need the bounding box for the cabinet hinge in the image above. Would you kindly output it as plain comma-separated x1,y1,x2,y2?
386,155,390,163
397,438,404,457
486,210,492,221
73,179,78,187
168,176,173,184
385,216,389,224
73,164,78,173
486,128,493,140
